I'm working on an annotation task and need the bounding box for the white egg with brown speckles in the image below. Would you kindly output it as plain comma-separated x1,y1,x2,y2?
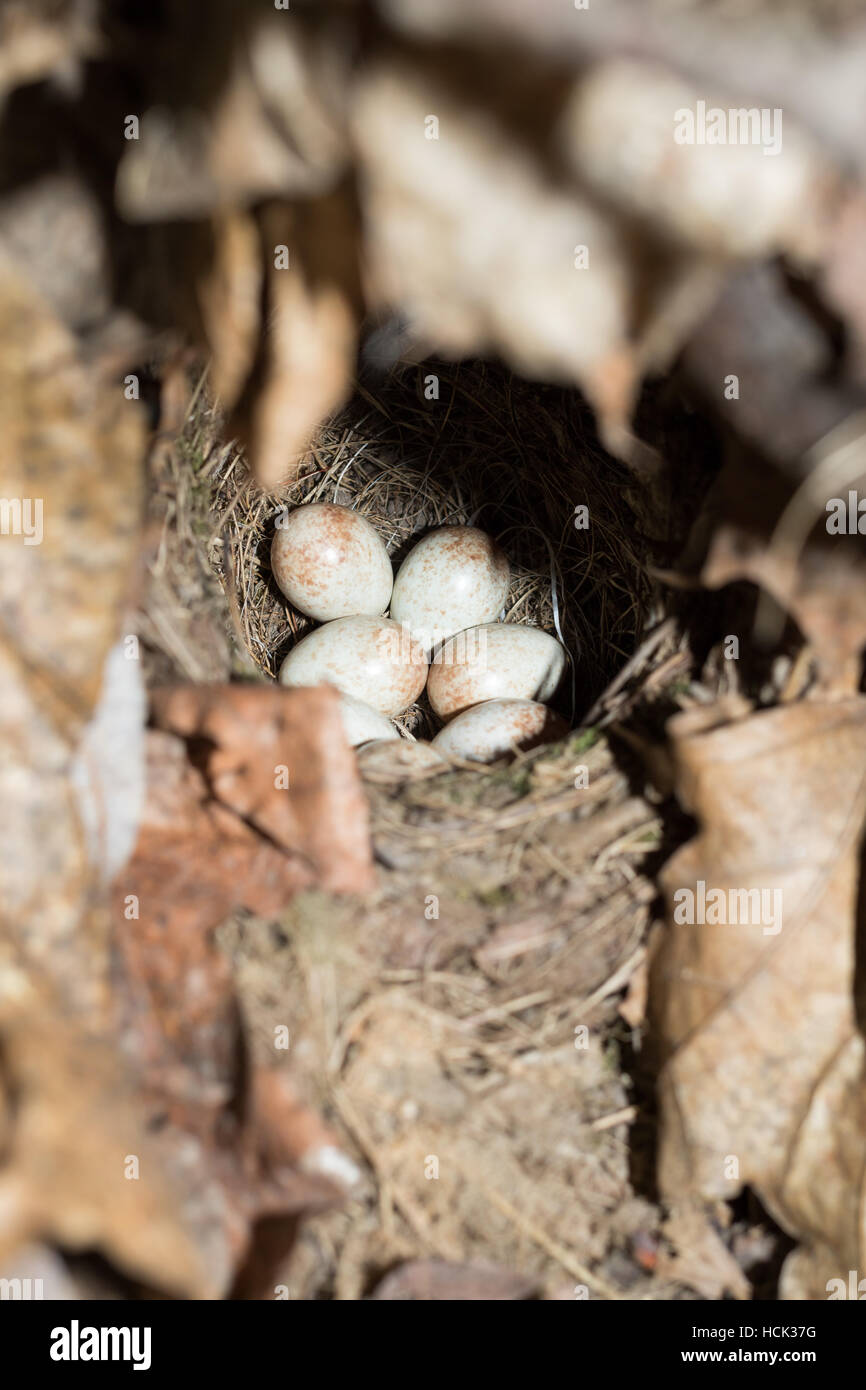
336,693,401,747
271,502,393,622
278,615,427,716
390,526,510,654
431,698,568,763
427,623,567,720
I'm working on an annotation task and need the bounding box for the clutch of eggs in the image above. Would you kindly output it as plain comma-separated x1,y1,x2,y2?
427,623,566,719
279,615,428,717
271,501,393,622
432,698,569,763
390,526,510,654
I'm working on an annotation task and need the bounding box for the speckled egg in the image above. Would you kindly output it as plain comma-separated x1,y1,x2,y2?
336,693,401,747
278,615,427,716
389,527,510,653
431,698,568,763
270,502,393,622
427,623,567,720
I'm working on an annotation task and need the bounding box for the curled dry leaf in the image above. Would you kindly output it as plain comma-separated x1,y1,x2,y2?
351,60,637,416
226,194,361,486
559,59,832,262
654,696,866,1299
696,429,866,691
197,211,263,410
0,0,96,109
115,13,348,222
350,55,742,451
113,695,372,1098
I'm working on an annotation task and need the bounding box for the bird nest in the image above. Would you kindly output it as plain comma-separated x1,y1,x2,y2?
200,358,652,734
144,356,703,1297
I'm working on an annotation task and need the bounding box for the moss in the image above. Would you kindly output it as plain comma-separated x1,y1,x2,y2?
568,728,600,754
475,884,513,909
603,1035,622,1075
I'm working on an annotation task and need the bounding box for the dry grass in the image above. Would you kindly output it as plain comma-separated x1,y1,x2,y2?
221,727,674,1298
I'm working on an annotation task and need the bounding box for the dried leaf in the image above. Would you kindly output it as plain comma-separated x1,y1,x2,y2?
0,1002,214,1297
0,254,144,1011
197,211,262,409
657,1206,750,1301
697,434,866,689
654,696,866,1299
0,0,96,108
115,16,348,222
559,59,831,261
227,194,360,486
350,56,729,452
148,683,374,893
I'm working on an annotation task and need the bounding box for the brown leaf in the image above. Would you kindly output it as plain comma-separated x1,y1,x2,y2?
227,195,360,487
697,440,866,690
0,0,96,109
656,1206,750,1301
0,253,144,1013
653,696,866,1298
107,688,374,1295
820,188,866,388
115,14,348,222
112,680,374,1132
197,212,263,410
0,256,257,1297
0,1002,214,1297
681,263,863,469
349,55,725,454
148,682,374,893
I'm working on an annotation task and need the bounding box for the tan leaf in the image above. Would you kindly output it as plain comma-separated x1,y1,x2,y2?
197,211,263,410
0,0,96,109
0,255,144,1013
559,59,832,261
0,1002,214,1297
228,195,360,487
657,1205,750,1302
654,696,866,1298
700,435,866,691
115,15,347,222
349,57,720,451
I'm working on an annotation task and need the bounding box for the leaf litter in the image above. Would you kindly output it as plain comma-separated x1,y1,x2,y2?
2,0,866,1302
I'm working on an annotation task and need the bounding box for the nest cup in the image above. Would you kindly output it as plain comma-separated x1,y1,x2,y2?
211,360,651,736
